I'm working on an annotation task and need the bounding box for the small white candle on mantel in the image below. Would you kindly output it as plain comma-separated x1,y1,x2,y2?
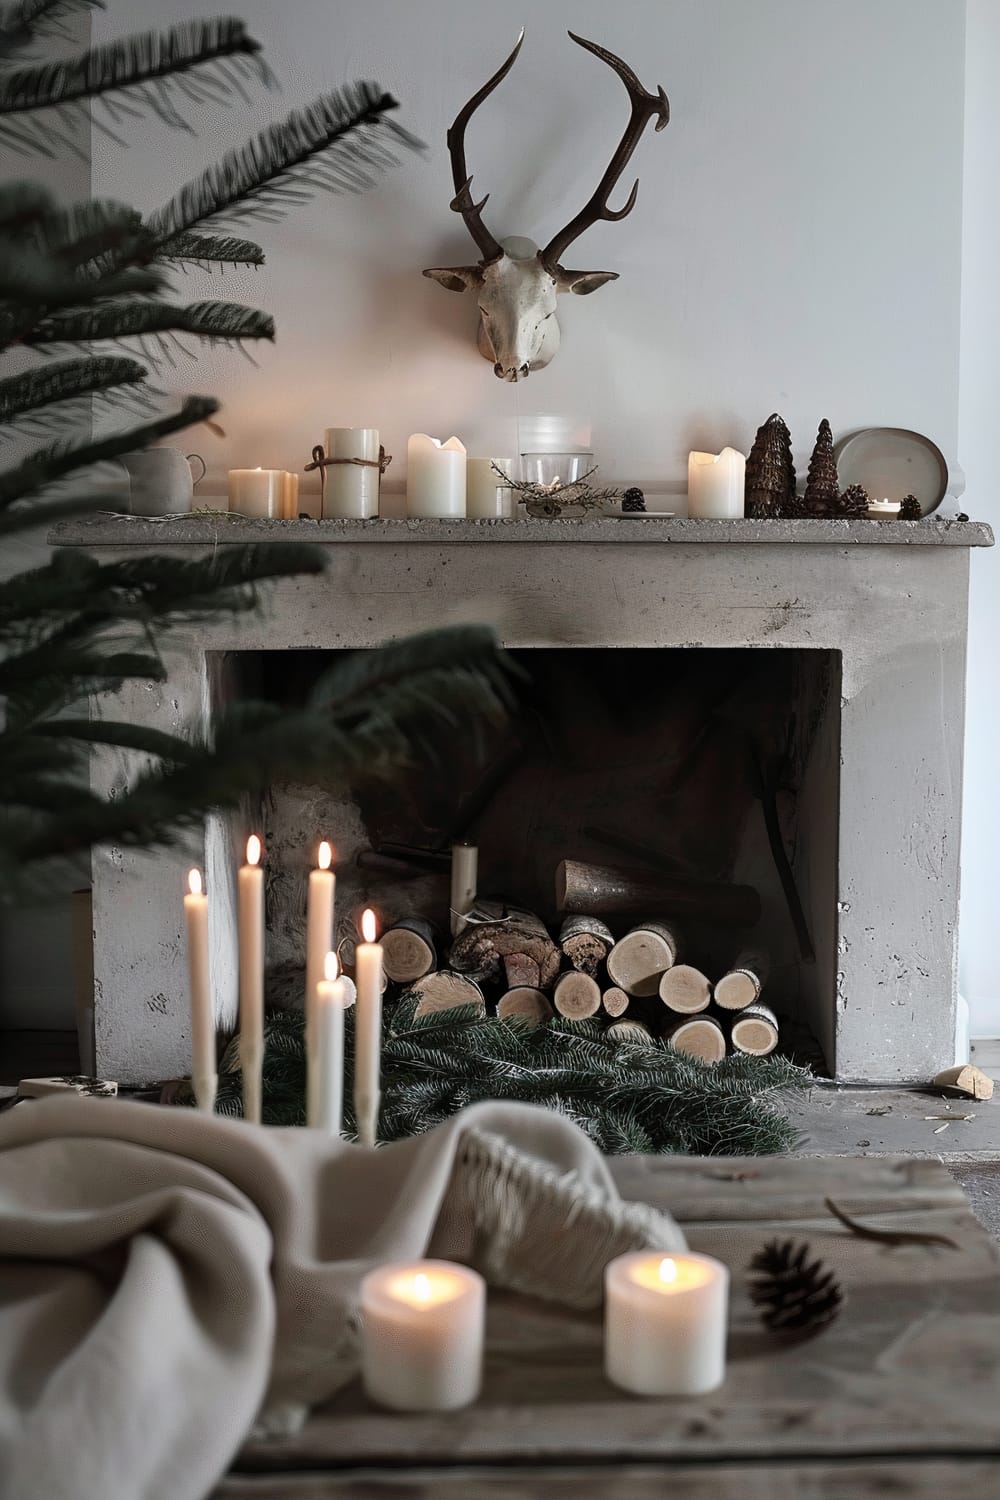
306,841,336,1129
238,835,265,1125
360,1260,486,1411
324,427,380,518
868,497,902,517
314,951,349,1135
466,456,514,518
228,467,286,518
407,434,467,517
183,868,216,1114
354,908,384,1148
687,448,747,519
605,1251,729,1396
450,842,478,935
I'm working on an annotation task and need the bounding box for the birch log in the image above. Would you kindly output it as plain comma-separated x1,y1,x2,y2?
714,950,770,1011
729,1002,779,1056
553,970,602,1020
607,1019,654,1045
558,915,614,978
606,923,680,997
408,971,486,1020
658,964,712,1015
665,1014,726,1064
381,919,437,985
556,859,760,927
602,986,630,1017
497,987,553,1027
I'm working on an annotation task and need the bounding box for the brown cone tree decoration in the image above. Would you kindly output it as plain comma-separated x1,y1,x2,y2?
899,494,922,520
838,483,870,518
803,419,839,517
745,414,796,519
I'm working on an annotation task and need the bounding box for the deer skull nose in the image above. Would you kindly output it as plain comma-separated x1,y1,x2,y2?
494,362,504,377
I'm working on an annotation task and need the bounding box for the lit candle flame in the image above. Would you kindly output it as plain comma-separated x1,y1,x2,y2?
187,868,203,898
413,1272,431,1304
658,1258,678,1285
323,950,339,983
246,834,262,867
361,908,377,944
318,840,333,871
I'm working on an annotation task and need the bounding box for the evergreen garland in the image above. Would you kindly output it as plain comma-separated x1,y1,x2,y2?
185,999,811,1156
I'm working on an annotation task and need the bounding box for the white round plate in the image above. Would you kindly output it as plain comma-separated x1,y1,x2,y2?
834,428,948,516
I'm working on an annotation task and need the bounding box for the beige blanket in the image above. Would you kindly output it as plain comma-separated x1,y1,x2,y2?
0,1097,683,1500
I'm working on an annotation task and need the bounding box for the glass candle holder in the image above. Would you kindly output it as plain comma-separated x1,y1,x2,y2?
519,451,594,489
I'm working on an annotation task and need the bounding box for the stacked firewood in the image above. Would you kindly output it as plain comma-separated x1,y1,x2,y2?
378,859,776,1066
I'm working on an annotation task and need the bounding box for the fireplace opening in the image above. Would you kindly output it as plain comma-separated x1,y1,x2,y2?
229,647,842,1077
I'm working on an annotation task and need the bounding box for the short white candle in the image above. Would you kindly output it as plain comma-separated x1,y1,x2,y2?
604,1251,729,1396
314,951,349,1135
407,433,467,517
450,842,478,935
324,428,380,518
282,470,300,518
354,908,384,1147
687,448,746,519
183,868,216,1114
306,841,336,1129
228,467,285,518
467,457,514,518
238,835,265,1125
360,1260,486,1411
868,497,902,517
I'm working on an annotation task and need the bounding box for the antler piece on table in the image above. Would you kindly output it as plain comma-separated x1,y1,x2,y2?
540,31,670,271
445,28,525,263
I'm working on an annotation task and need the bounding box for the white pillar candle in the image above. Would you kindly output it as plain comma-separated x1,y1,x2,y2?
407,434,467,518
466,457,514,518
354,907,384,1148
604,1251,729,1396
306,841,336,1129
314,951,349,1135
450,842,478,936
282,470,300,518
238,834,265,1125
228,467,286,518
360,1260,486,1411
323,428,380,518
183,868,216,1114
687,448,747,519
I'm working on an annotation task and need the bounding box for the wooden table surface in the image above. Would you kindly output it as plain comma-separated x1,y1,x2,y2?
218,1154,1000,1498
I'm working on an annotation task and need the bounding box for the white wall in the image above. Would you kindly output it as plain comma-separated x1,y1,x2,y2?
93,0,965,494
960,0,1000,1035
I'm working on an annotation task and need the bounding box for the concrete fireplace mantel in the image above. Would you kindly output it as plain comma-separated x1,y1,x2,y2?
54,514,992,1087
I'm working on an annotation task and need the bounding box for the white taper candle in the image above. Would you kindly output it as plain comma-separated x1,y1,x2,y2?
306,840,336,1128
450,842,478,936
238,834,265,1125
314,951,348,1134
183,868,216,1113
354,907,383,1148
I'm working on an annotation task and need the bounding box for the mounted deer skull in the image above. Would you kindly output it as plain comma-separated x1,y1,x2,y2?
423,30,669,381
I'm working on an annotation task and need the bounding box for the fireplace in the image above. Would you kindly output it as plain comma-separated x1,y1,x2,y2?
61,513,991,1086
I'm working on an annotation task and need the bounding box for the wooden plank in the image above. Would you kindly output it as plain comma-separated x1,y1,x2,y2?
217,1459,1000,1497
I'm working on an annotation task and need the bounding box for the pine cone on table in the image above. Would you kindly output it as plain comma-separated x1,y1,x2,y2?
622,487,646,513
748,1239,843,1335
838,483,870,518
899,494,922,520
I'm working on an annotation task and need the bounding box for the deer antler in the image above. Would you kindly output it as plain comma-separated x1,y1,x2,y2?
445,29,524,264
540,32,669,271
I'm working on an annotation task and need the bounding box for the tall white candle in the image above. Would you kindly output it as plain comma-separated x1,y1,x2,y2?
466,457,514,518
450,842,478,936
687,448,746,519
604,1251,729,1396
314,951,349,1135
354,907,384,1148
306,841,336,1129
238,834,265,1125
407,434,467,518
183,868,216,1114
360,1261,486,1411
228,467,285,518
323,428,380,518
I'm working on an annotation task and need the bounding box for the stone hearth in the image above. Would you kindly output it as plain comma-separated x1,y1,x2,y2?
54,514,993,1087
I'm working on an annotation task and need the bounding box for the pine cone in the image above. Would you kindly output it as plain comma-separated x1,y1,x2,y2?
838,483,870,518
778,491,807,519
622,486,646,513
899,494,922,520
749,1239,843,1334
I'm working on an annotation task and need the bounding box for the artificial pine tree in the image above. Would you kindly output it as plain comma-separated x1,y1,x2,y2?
0,7,516,901
744,413,797,519
802,418,839,517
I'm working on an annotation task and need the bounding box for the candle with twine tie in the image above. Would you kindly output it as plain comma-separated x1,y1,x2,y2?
305,437,392,519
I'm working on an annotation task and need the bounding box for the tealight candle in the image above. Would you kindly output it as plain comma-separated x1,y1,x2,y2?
604,1251,729,1396
360,1260,486,1411
688,448,746,519
228,467,286,518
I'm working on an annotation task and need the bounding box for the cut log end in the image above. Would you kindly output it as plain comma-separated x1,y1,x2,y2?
553,970,602,1020
715,950,769,1010
497,987,554,1027
729,1002,779,1057
408,971,486,1020
607,923,680,997
381,921,437,984
607,1019,654,1046
559,915,614,977
659,964,712,1014
602,986,630,1018
666,1015,726,1064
